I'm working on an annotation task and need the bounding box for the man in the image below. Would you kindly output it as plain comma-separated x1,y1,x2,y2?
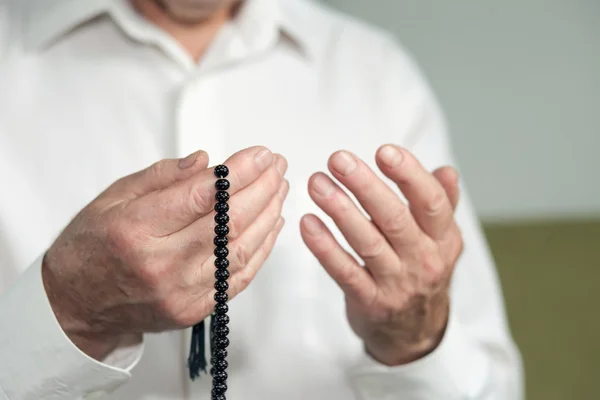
0,0,523,399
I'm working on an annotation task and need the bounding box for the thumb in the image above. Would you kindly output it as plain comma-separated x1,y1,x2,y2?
112,150,210,197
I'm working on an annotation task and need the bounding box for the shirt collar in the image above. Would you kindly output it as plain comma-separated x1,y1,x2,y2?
22,0,317,59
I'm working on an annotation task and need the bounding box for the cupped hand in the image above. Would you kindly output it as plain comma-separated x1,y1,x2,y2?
300,145,462,366
43,146,289,360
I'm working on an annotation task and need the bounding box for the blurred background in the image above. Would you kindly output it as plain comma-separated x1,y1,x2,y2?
321,0,600,399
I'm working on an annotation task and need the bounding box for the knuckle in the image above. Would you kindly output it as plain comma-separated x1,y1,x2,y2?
136,259,169,287
423,191,447,217
189,185,212,214
226,209,242,240
157,296,186,326
173,309,198,328
138,264,162,286
231,241,249,271
238,270,255,291
358,236,386,261
232,266,258,295
107,177,128,194
106,220,134,253
448,229,464,263
333,195,354,216
425,269,445,287
422,251,446,286
372,300,401,323
380,204,410,236
337,264,360,287
149,160,168,178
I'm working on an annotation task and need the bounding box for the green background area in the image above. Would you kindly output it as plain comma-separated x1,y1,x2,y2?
484,220,599,400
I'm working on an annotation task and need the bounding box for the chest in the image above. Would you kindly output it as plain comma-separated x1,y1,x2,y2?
0,50,397,274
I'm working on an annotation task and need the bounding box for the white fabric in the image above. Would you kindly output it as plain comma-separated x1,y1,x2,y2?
0,0,524,399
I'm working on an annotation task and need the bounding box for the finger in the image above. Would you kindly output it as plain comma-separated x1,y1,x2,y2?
110,150,209,197
376,144,454,241
180,178,289,282
183,217,285,326
307,172,400,282
328,150,422,251
227,179,288,271
229,216,285,297
439,222,463,272
133,146,275,236
300,214,377,304
175,155,287,244
433,167,460,211
226,154,287,239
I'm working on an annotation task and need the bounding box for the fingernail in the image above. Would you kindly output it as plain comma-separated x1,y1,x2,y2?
303,215,323,235
312,174,335,197
330,151,357,176
276,156,288,176
179,150,202,169
379,145,403,167
255,148,273,171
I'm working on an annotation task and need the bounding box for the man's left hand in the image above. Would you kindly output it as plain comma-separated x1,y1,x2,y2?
300,144,463,366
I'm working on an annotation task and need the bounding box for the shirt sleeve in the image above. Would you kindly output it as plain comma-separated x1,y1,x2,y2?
347,38,524,400
0,255,144,400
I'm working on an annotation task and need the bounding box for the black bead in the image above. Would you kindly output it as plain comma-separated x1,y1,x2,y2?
214,212,229,225
211,364,228,375
214,202,229,213
212,382,228,395
212,395,226,400
214,280,229,292
215,191,229,203
213,314,230,326
214,258,229,269
214,336,230,349
214,246,229,258
212,388,227,396
211,362,228,374
214,303,228,315
215,325,229,337
213,236,228,247
212,369,228,382
215,179,230,191
214,292,228,304
214,224,229,237
213,348,228,360
214,165,229,178
215,269,230,281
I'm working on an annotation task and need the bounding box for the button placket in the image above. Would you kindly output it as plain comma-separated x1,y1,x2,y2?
175,77,226,165
176,78,227,400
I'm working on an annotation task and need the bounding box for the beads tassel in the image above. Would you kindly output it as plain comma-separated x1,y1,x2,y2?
187,319,207,379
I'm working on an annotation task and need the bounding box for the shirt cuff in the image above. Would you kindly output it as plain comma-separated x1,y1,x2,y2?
0,254,143,400
347,307,491,400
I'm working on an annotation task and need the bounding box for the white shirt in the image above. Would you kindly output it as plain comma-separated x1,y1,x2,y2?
0,0,523,399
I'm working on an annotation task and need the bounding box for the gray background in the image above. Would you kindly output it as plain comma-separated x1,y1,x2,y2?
322,0,600,221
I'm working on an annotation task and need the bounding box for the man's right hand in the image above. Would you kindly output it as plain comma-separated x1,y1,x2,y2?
41,146,288,360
